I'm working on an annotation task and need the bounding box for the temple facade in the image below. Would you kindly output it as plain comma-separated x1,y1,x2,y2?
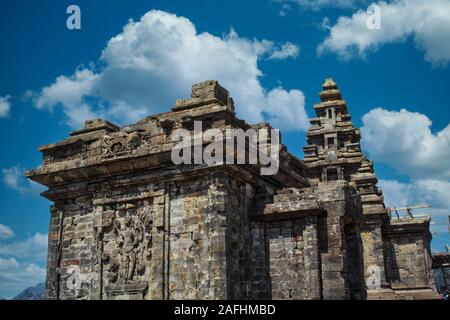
27,79,437,299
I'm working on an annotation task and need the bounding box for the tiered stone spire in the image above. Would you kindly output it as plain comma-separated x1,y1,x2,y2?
303,78,390,288
303,78,387,217
304,78,359,166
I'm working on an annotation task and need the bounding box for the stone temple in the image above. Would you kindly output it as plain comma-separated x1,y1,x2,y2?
27,79,438,300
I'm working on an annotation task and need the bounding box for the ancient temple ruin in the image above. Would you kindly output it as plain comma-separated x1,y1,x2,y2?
27,79,438,299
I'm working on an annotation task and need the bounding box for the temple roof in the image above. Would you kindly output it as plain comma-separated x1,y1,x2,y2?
322,77,337,90
26,80,310,192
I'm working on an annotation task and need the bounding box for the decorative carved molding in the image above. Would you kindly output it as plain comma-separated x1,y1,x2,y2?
101,132,142,159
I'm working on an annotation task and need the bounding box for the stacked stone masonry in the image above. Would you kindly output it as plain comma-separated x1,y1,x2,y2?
27,79,438,299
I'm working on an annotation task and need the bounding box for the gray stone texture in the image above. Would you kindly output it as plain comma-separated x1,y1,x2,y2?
27,79,437,299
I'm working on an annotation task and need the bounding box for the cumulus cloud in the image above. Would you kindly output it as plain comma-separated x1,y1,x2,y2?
35,69,99,128
361,108,450,180
0,230,48,298
0,95,11,118
380,179,450,213
2,166,46,197
265,87,308,126
268,42,300,60
3,166,22,190
0,232,48,261
318,0,450,66
362,107,450,248
34,10,308,131
379,179,450,240
0,224,14,240
0,257,46,299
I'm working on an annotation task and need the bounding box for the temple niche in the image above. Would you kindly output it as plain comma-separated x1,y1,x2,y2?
27,79,438,300
100,199,153,299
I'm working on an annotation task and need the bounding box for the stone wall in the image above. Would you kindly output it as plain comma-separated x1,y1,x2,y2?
47,194,96,300
383,217,434,290
45,170,370,300
167,174,231,299
257,182,366,300
248,217,322,299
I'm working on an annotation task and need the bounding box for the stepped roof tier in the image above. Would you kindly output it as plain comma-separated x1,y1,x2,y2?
303,78,388,219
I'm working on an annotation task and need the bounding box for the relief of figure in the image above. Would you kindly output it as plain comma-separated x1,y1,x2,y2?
137,210,153,271
102,204,153,287
115,216,142,283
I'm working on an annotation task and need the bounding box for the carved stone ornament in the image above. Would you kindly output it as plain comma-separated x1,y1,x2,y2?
101,131,141,159
101,206,152,286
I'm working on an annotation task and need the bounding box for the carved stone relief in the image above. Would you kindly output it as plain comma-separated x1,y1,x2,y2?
101,131,142,159
96,197,154,299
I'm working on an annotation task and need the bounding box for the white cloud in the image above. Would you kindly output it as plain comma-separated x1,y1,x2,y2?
361,108,450,180
0,224,14,240
2,166,21,190
362,106,450,249
379,179,450,239
265,87,308,128
268,42,300,60
35,69,99,128
0,257,45,299
0,232,48,261
378,179,410,208
2,166,46,197
34,10,308,131
380,179,450,211
318,0,450,66
0,95,11,118
0,230,48,298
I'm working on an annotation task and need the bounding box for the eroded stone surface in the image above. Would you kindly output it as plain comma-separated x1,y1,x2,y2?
27,79,437,300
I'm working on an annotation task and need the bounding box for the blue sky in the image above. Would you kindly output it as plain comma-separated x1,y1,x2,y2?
0,0,449,298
